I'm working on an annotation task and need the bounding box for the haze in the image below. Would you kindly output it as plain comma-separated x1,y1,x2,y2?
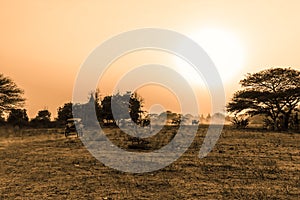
1,0,300,118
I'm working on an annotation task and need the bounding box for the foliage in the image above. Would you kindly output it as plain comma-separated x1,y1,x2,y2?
0,74,25,117
231,114,249,129
98,92,144,126
56,102,73,124
36,110,51,122
288,111,300,132
30,109,52,127
227,67,300,130
99,95,114,124
211,112,226,124
111,93,131,123
129,92,144,124
158,111,181,125
7,108,29,127
263,117,275,130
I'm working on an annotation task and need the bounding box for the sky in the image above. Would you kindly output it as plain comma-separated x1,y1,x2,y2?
1,0,300,119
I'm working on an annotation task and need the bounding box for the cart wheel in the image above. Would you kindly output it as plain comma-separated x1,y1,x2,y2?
65,130,69,138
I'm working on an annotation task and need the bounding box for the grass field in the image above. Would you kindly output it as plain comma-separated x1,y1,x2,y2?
0,126,299,199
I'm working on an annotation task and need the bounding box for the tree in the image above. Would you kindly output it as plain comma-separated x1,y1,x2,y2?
111,92,131,124
294,112,299,131
231,113,249,129
129,92,144,124
94,89,102,123
158,111,181,125
0,74,25,117
7,108,29,127
99,95,114,124
99,92,144,125
56,102,73,124
227,67,300,130
211,112,226,124
31,109,51,127
36,110,51,122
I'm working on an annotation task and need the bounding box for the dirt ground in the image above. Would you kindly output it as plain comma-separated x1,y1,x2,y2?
0,126,299,199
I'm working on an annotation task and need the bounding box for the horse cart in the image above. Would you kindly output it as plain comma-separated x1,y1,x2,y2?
64,118,83,137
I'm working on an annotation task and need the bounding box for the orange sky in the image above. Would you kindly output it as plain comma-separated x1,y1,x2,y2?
1,1,300,118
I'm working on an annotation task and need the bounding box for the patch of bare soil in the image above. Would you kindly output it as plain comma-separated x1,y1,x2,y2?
0,126,299,199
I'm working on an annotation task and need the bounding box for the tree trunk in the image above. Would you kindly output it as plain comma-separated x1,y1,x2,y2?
295,112,299,131
272,116,278,131
283,112,291,131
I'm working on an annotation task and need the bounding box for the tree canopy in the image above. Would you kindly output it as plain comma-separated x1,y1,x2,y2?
227,67,300,130
99,92,144,125
0,74,25,116
7,108,29,127
32,109,51,123
56,102,73,123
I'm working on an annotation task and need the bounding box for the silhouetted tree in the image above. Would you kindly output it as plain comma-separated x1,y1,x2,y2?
99,92,144,125
111,92,131,125
95,89,102,123
0,74,25,117
7,108,29,127
56,102,73,124
227,67,300,130
291,111,299,131
31,109,51,127
231,114,249,129
158,111,181,125
295,112,299,126
129,92,144,124
99,95,114,125
37,110,51,122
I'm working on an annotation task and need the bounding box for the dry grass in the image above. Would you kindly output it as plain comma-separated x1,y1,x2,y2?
0,126,299,199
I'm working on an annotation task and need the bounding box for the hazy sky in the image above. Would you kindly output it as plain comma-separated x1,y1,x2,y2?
1,0,300,118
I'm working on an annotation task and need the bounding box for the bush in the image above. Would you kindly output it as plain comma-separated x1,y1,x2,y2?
232,116,249,129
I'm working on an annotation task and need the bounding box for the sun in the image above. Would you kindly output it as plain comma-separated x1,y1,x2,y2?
190,28,245,83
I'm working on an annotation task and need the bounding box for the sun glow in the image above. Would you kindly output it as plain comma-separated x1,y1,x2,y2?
183,28,245,84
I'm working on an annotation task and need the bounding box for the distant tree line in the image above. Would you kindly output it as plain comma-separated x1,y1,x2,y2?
0,85,146,128
56,91,145,127
1,67,299,132
4,108,55,128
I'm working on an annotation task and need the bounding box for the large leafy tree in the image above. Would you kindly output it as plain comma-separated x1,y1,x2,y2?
0,74,25,117
227,67,300,130
99,92,144,125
